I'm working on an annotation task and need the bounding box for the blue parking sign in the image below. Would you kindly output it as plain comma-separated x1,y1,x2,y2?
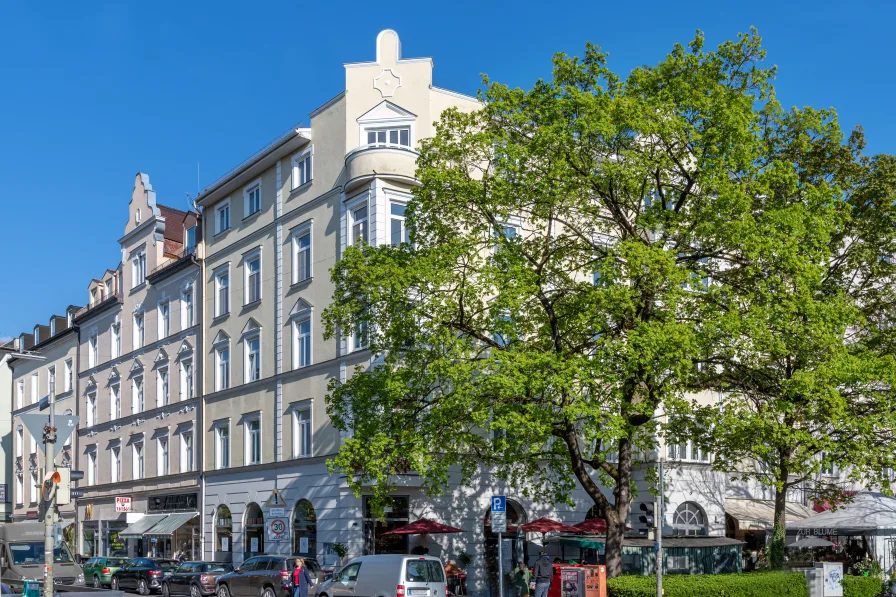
492,496,506,512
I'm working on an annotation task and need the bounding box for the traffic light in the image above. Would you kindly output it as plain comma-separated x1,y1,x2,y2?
639,502,656,528
56,469,84,505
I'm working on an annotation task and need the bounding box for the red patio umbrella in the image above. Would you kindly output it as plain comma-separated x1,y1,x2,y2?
572,518,632,533
382,518,465,535
520,517,579,534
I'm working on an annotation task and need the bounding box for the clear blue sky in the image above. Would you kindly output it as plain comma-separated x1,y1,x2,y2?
1,0,893,338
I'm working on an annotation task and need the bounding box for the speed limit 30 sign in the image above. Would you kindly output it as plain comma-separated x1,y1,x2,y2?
268,518,288,540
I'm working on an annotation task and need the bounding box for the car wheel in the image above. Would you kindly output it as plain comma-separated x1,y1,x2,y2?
138,579,149,595
112,577,119,591
217,584,230,597
191,585,201,597
261,587,275,597
93,575,101,588
163,583,171,597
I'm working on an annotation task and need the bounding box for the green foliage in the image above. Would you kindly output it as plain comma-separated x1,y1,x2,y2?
457,551,473,568
331,543,348,559
606,572,807,597
842,575,883,597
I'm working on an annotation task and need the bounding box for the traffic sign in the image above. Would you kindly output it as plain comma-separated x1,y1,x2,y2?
20,414,79,459
491,496,506,512
267,518,288,541
491,496,507,533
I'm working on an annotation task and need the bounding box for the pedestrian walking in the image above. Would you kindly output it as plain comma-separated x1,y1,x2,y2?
532,551,553,597
292,557,313,597
507,560,532,597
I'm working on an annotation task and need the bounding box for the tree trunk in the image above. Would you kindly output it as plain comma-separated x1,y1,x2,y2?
604,513,626,578
769,486,788,570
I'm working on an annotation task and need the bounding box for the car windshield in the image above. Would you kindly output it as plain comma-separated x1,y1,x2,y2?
205,564,232,573
107,558,128,566
9,543,73,565
405,560,445,583
156,560,180,570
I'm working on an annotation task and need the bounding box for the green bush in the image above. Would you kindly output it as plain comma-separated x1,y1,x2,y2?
607,572,807,597
842,575,883,597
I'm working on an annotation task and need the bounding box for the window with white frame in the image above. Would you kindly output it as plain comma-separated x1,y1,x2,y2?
133,312,144,350
111,445,121,483
111,323,121,359
244,252,261,304
215,200,231,234
293,404,312,458
29,430,36,455
157,436,169,476
88,334,98,368
16,426,23,458
246,417,261,465
15,473,23,505
215,268,230,317
132,376,144,414
390,201,409,246
157,367,169,407
292,149,312,188
667,439,710,463
87,448,97,486
133,440,144,480
293,318,311,369
110,383,121,420
366,126,410,147
351,204,368,247
181,432,194,473
86,392,97,427
47,366,55,395
30,470,38,503
180,359,193,401
244,180,261,217
353,310,369,352
158,301,170,339
216,423,230,469
31,373,38,403
820,453,837,476
181,287,194,328
63,359,72,393
132,250,146,288
245,335,261,382
293,227,312,283
215,345,230,391
16,380,23,409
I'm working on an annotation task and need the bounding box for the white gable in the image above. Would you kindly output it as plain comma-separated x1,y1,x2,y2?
357,100,416,125
212,330,230,345
241,318,262,336
290,298,313,318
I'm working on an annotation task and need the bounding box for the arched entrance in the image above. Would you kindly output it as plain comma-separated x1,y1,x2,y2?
293,500,317,557
215,505,233,563
484,500,527,594
245,503,264,556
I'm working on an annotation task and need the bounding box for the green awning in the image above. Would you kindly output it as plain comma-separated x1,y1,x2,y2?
546,536,605,549
144,513,198,537
120,515,169,539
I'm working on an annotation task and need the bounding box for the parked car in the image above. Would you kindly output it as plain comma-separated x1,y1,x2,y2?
82,556,129,588
163,562,233,597
314,555,445,597
290,556,325,585
111,558,180,594
216,555,312,597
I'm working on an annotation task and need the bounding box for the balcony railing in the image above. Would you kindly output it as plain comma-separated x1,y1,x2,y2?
75,292,123,320
150,245,197,277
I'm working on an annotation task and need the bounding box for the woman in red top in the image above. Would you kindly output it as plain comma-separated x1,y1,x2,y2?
293,558,313,597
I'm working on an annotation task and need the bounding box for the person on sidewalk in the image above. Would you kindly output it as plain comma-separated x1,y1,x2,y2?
292,557,313,597
532,551,553,597
507,560,532,597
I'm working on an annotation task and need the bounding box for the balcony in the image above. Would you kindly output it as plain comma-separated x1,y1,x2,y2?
147,245,198,284
344,144,418,192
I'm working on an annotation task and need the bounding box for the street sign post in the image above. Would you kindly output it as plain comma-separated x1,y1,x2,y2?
492,496,506,597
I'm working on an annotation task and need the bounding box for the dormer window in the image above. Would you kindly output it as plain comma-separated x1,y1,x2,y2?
366,127,410,147
49,320,56,337
33,328,39,344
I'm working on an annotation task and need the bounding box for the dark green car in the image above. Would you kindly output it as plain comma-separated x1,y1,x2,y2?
82,557,129,588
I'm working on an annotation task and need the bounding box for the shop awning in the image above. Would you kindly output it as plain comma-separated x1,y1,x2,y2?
144,512,199,537
724,499,815,530
120,514,169,539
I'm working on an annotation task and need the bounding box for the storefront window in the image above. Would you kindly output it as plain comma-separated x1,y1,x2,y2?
216,505,233,562
244,503,264,557
293,500,317,556
363,496,409,555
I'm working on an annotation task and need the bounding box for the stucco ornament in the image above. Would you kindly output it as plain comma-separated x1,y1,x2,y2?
373,68,402,98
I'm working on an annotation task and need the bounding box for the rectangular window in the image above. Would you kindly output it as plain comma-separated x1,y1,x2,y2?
245,255,261,304
158,302,170,339
215,347,230,391
86,392,97,427
64,359,73,393
293,406,312,458
111,446,121,483
31,373,38,404
293,151,312,188
354,313,369,352
133,313,144,350
30,471,38,503
157,436,169,476
132,251,146,288
47,366,55,395
215,269,230,317
185,226,196,253
16,380,23,409
246,418,261,465
366,127,410,147
15,474,23,505
16,426,23,458
88,335,98,368
216,201,231,234
246,337,261,382
294,319,311,369
133,376,144,414
133,441,144,480
157,367,169,407
181,432,194,473
216,424,230,469
181,288,194,328
87,449,97,486
390,202,409,246
111,384,121,420
180,359,193,401
245,183,261,216
111,323,121,359
30,431,36,455
293,230,312,283
352,205,368,247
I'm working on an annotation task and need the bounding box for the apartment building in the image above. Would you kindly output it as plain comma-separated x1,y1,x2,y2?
0,341,17,523
9,308,80,526
72,174,203,559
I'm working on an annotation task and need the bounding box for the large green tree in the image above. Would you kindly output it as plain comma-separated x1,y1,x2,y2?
323,31,779,576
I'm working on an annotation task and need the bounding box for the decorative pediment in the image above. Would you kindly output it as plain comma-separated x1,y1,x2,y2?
107,368,120,382
129,358,144,375
241,318,261,337
176,340,193,358
357,100,416,124
85,375,97,389
212,331,230,346
133,302,144,314
289,298,313,319
153,348,169,365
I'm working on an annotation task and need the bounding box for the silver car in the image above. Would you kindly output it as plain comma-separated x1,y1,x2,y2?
315,555,445,597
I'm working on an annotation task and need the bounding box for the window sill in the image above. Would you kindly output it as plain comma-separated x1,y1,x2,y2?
290,276,313,287
290,180,313,194
213,312,230,321
242,299,262,309
214,227,231,238
130,282,147,293
243,210,262,222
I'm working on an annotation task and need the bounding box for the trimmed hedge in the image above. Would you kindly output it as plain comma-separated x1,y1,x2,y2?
842,575,883,597
607,572,808,597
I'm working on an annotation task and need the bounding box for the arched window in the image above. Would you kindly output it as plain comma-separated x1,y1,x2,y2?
672,502,706,536
585,504,605,520
245,503,264,556
293,499,317,556
215,505,233,562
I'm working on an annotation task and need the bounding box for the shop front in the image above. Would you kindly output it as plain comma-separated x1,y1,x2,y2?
116,493,200,559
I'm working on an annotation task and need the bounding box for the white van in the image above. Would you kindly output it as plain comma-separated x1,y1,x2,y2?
315,555,445,597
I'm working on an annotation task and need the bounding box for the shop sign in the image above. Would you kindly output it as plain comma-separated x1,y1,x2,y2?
26,511,38,520
267,518,289,541
0,484,8,503
115,497,132,512
148,493,198,512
